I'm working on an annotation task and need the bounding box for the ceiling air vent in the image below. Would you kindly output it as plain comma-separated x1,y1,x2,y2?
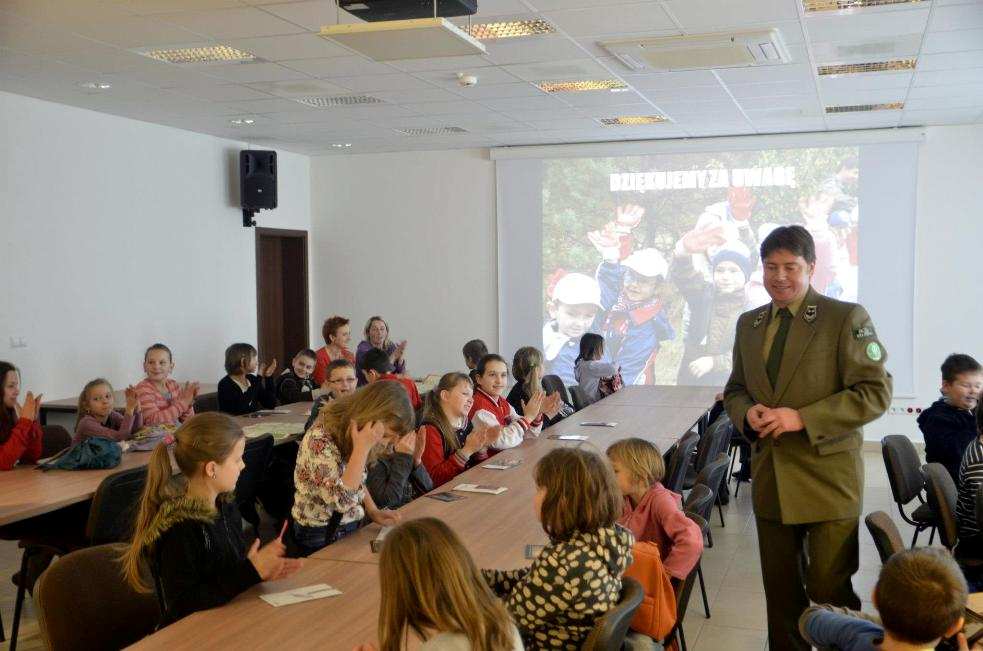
825,102,904,113
818,59,916,75
598,116,667,126
396,126,468,135
536,80,627,93
804,0,923,12
467,19,554,40
292,95,385,107
601,29,790,72
133,44,255,65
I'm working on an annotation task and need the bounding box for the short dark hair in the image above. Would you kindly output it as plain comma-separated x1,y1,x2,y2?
295,348,317,362
326,358,354,378
361,347,394,374
941,353,982,383
476,353,507,377
576,333,605,365
224,343,257,375
535,448,621,542
875,547,967,644
322,316,350,347
462,339,488,366
760,225,816,265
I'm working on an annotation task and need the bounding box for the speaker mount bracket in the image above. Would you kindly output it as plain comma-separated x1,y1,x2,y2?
243,209,258,228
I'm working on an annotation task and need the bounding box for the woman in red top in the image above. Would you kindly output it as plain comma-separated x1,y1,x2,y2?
0,361,43,470
313,316,356,386
420,373,499,488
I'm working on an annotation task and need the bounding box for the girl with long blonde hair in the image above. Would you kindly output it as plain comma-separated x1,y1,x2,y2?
356,517,522,651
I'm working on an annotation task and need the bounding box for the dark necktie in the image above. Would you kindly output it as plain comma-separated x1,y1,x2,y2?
766,308,793,388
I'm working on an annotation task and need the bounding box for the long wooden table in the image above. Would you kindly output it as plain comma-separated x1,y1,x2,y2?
130,386,717,650
38,382,219,425
0,401,312,527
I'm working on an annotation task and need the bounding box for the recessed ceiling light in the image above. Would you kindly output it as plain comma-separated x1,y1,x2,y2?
818,59,916,76
331,143,352,148
134,44,255,65
535,79,628,93
467,19,554,40
78,81,112,90
804,0,923,12
396,126,468,136
825,102,904,113
598,115,668,126
292,95,384,108
229,118,255,126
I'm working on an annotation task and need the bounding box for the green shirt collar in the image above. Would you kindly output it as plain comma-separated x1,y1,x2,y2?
771,294,806,320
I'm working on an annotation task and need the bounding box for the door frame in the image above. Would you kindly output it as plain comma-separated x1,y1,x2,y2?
255,227,310,361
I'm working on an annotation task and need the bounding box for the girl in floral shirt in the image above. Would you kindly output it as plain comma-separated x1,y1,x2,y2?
291,381,410,556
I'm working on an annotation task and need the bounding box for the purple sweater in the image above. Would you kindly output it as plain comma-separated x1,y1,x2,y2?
75,410,143,444
355,340,406,386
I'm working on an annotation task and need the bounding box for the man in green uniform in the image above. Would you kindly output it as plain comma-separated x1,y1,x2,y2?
724,225,892,649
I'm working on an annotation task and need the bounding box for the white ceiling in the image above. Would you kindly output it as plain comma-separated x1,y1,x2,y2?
1,0,981,155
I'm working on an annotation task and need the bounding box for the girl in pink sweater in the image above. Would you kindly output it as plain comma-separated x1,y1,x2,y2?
135,343,198,426
607,437,703,582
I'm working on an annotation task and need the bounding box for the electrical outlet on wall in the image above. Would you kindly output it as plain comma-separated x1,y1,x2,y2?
8,337,27,349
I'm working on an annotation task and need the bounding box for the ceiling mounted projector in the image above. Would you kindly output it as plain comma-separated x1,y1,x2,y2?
338,0,477,22
600,29,790,72
320,18,486,61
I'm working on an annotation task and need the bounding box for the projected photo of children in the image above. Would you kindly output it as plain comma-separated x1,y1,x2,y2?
541,148,859,387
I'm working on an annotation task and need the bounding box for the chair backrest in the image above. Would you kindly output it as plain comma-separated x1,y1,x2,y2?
661,513,704,645
41,425,73,459
864,510,905,564
541,375,571,406
194,391,220,413
693,453,731,505
86,465,149,545
683,484,714,522
569,385,588,412
36,543,159,651
923,462,958,550
664,431,700,493
236,433,275,530
881,434,926,505
693,416,732,473
580,576,645,651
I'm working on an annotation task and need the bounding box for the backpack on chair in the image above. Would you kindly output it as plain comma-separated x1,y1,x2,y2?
623,541,677,641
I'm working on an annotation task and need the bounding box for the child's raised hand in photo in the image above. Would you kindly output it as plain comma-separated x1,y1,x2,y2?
614,204,645,232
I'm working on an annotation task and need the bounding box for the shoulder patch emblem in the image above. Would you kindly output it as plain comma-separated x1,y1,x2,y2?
803,305,818,323
752,309,767,329
853,325,876,340
866,341,883,362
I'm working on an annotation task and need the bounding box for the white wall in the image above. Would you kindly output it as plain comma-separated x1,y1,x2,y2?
0,90,312,401
873,123,983,442
310,124,983,442
309,149,497,376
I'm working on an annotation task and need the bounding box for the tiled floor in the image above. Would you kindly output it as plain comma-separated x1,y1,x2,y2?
0,451,924,651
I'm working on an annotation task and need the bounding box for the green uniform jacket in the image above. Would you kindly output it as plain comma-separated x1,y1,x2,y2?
723,286,892,524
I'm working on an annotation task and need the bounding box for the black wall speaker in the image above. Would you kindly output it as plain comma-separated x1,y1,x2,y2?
240,149,277,213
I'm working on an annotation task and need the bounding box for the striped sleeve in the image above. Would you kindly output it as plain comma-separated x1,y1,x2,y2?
956,439,983,539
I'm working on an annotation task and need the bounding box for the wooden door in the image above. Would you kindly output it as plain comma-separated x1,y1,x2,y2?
256,228,309,369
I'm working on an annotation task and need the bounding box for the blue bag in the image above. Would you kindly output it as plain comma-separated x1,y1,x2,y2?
38,437,122,471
